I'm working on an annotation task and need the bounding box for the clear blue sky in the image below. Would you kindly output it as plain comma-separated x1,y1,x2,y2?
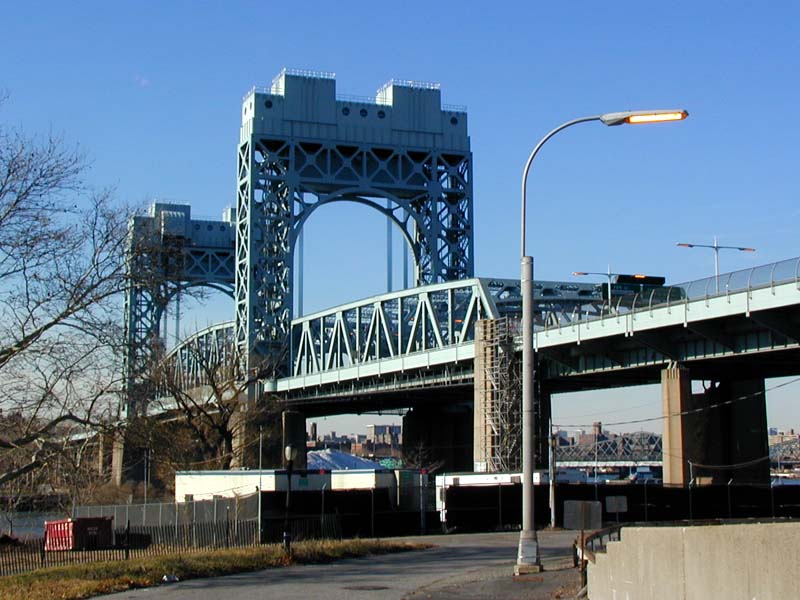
3,1,799,435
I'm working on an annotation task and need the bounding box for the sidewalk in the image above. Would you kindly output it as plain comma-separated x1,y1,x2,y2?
397,529,582,600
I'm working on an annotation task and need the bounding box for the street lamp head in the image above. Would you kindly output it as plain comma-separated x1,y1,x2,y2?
572,271,589,276
284,445,298,463
739,247,756,252
600,109,689,126
676,242,694,248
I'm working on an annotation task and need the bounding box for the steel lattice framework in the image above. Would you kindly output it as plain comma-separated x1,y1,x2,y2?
123,204,235,415
236,70,473,375
156,277,603,398
555,433,663,465
770,438,800,464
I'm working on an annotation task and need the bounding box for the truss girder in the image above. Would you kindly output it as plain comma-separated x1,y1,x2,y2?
235,135,475,374
290,279,496,377
771,438,800,462
153,276,605,399
556,433,663,463
163,322,235,393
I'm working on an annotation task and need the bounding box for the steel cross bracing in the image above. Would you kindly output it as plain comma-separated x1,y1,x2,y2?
235,71,475,375
153,256,800,408
770,438,800,464
157,277,603,397
555,433,663,466
123,203,235,416
162,322,236,394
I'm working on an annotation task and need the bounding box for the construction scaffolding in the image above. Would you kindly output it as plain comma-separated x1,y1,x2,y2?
473,319,522,472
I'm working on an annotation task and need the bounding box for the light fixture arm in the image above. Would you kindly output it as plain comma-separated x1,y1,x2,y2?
521,116,602,257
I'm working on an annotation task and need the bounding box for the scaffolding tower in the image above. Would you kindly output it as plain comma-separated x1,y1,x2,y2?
474,318,522,472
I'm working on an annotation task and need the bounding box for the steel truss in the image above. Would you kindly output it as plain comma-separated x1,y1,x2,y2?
771,438,800,464
291,279,492,377
236,85,474,375
556,432,663,464
158,277,603,397
123,204,235,415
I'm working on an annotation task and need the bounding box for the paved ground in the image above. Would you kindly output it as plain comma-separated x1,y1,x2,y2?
94,530,581,600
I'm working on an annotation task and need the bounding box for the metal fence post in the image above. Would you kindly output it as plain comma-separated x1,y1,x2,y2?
226,506,231,548
498,481,503,530
124,520,130,561
213,497,218,547
771,481,776,517
40,530,46,568
727,478,733,518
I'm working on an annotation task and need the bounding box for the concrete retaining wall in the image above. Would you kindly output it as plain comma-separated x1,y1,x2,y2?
588,521,800,599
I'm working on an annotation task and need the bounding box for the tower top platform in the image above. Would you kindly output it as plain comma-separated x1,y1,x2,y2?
241,68,469,150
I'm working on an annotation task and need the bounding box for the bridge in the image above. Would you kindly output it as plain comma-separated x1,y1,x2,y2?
117,68,800,488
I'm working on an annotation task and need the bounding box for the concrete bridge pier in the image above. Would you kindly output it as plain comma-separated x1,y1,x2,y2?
661,366,769,486
403,404,473,472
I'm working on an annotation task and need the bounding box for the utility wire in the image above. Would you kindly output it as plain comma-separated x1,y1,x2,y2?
554,376,800,430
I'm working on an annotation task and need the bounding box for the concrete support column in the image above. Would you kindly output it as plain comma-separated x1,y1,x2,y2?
662,367,769,486
282,410,307,469
662,366,692,486
111,431,125,486
694,379,768,484
404,403,473,472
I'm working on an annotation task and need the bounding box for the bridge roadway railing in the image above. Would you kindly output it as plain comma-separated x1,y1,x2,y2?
277,277,605,392
550,256,800,331
158,276,603,396
161,256,800,395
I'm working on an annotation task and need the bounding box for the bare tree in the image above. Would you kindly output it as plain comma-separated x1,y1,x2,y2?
0,99,129,488
139,337,283,478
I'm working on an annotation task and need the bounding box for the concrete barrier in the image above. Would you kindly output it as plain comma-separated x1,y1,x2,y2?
588,521,800,599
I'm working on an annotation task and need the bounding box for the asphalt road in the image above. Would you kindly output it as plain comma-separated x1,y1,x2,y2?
94,530,579,600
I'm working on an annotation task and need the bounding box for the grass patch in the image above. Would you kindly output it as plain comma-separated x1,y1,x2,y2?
0,539,431,600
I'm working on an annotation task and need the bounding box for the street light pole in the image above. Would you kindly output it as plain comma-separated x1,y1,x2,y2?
572,269,651,312
516,108,687,576
283,444,298,555
572,267,616,312
676,237,755,293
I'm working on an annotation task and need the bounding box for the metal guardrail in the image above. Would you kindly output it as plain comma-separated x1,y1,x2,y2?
544,256,800,331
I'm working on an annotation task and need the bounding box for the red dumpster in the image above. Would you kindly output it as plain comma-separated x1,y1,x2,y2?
44,517,114,551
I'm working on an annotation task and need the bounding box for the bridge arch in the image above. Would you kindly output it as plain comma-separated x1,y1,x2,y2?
290,187,422,281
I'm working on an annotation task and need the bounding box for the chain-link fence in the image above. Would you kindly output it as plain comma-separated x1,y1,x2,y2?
73,492,259,528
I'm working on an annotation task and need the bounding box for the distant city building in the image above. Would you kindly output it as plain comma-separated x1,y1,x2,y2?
367,424,402,446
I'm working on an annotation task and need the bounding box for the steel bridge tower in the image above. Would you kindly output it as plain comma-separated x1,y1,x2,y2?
123,204,236,417
236,68,473,375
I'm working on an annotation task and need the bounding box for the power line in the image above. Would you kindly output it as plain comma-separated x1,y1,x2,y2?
554,376,800,430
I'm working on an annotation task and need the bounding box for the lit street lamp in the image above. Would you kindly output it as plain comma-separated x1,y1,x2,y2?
283,444,298,554
517,108,688,576
676,237,755,292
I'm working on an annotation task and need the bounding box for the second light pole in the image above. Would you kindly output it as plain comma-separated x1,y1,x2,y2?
516,108,688,576
283,444,298,554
